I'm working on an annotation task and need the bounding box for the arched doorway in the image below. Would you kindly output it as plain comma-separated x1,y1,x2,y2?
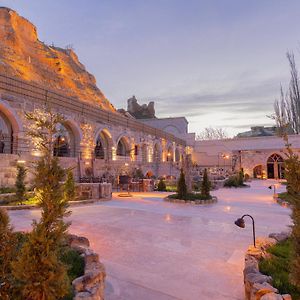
253,165,263,179
0,111,13,154
117,137,130,157
95,130,111,160
267,154,284,179
53,123,75,157
166,146,173,162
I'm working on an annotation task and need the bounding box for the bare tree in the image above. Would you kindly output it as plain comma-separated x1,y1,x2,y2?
273,52,300,134
196,127,228,140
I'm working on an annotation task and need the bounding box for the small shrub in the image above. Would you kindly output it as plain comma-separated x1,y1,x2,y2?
157,179,166,191
0,187,16,194
168,192,212,201
177,169,187,199
64,170,75,202
201,168,211,198
15,164,27,205
224,176,239,187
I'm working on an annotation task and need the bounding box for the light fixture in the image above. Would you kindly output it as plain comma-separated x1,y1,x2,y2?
234,214,256,247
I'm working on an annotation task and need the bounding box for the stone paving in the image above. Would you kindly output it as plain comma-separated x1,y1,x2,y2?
9,180,291,300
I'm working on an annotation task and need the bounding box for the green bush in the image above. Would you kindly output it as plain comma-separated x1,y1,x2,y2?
177,169,187,199
168,192,212,201
157,179,166,191
224,172,247,188
259,239,300,299
15,164,27,205
0,187,16,194
201,168,211,198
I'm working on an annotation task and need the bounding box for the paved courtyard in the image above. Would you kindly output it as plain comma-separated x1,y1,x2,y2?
9,180,291,300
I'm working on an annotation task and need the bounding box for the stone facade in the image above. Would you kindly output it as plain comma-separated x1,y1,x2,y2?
193,135,300,179
0,74,187,187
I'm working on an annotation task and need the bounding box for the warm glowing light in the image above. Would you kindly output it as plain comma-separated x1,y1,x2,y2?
224,206,231,212
17,160,26,164
31,150,43,157
85,161,90,165
112,146,116,161
124,162,129,166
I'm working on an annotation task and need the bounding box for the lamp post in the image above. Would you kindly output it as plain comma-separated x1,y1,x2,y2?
234,214,256,247
268,184,276,196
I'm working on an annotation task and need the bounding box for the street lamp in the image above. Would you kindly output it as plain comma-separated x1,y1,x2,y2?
234,214,256,247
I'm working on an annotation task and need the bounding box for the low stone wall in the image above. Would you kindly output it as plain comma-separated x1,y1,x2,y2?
68,234,106,300
76,183,112,200
243,232,291,300
164,196,217,205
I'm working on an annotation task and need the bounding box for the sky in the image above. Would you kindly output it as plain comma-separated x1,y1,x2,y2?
1,0,300,136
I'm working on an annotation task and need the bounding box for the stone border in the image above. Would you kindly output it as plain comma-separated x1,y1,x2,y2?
67,234,106,300
164,196,217,205
243,232,292,300
1,198,110,210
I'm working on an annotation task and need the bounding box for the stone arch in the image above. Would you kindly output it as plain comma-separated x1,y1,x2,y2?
253,164,263,179
266,153,284,179
166,144,174,162
54,120,82,157
116,135,131,157
94,128,113,160
0,100,23,154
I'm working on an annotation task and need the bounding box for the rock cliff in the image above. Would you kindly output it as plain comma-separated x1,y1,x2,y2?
0,7,115,111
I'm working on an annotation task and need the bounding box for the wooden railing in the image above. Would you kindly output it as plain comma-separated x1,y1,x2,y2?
0,73,186,146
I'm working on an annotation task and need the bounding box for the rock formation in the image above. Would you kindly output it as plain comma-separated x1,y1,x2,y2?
0,7,115,111
127,95,156,119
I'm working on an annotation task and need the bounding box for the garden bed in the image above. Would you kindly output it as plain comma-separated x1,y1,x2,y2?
164,193,217,205
259,238,300,299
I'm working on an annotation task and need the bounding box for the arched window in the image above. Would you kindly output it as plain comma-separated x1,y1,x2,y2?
0,111,13,154
53,124,74,157
95,130,111,160
117,138,128,156
166,146,173,162
267,153,284,179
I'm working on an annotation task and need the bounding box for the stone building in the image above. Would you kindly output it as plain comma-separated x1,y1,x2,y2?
193,135,300,179
0,74,187,187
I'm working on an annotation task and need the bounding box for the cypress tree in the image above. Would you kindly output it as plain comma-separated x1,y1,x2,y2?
15,164,27,205
201,168,211,198
177,168,187,199
64,170,76,202
237,169,244,186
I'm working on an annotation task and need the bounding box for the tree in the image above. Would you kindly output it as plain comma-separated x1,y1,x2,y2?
0,208,17,300
201,168,211,198
237,169,244,186
177,169,187,199
64,170,76,202
273,52,300,135
273,64,300,287
12,108,71,299
197,127,228,140
157,178,166,191
15,164,27,205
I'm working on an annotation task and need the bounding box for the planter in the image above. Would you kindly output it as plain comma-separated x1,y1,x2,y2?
164,196,217,205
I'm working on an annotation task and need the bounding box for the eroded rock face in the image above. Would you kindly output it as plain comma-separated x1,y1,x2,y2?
0,7,115,111
127,96,156,119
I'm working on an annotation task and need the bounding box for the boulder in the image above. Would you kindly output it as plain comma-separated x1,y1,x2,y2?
269,232,290,242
